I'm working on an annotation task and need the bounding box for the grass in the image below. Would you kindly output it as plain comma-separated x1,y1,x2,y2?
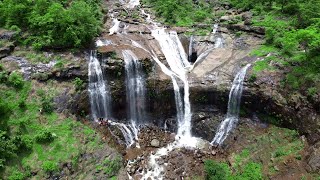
240,125,304,176
205,124,306,179
12,50,70,65
0,78,105,179
96,156,122,178
250,45,279,57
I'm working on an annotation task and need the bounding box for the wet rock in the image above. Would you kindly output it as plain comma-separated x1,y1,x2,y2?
151,139,160,147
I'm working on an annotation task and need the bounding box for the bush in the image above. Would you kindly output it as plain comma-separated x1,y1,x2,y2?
204,160,229,180
35,130,54,144
144,0,211,26
102,156,122,177
7,72,24,89
0,0,102,50
307,87,317,97
41,96,54,114
239,162,263,180
8,169,26,180
12,135,33,153
73,77,84,91
42,161,58,173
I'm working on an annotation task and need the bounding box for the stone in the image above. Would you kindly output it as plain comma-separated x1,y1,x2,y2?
211,150,217,156
151,139,160,147
307,142,320,173
220,16,231,22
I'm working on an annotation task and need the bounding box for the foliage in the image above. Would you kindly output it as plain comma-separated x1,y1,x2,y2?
35,130,54,144
96,156,122,178
142,0,212,26
204,160,230,180
8,168,26,180
204,159,263,180
240,0,320,94
0,0,102,50
42,161,58,173
0,76,107,178
7,72,24,89
41,96,54,114
73,77,85,91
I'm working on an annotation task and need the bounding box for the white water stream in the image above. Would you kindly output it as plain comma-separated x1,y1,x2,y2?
211,64,251,145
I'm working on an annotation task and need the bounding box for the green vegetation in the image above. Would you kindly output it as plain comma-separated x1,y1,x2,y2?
205,126,305,179
96,156,122,178
73,77,85,91
235,0,320,94
142,0,212,26
0,64,107,179
0,0,102,50
204,159,263,180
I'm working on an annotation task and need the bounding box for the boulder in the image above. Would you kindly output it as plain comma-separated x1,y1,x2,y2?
242,12,253,25
220,15,232,22
307,142,320,173
0,29,16,40
150,139,160,147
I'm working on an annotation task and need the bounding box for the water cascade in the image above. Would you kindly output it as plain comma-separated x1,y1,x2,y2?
109,18,121,35
123,49,146,125
211,64,251,145
127,0,140,8
151,28,192,140
88,51,112,121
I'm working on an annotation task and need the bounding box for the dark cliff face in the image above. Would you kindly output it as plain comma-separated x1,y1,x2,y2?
242,86,320,145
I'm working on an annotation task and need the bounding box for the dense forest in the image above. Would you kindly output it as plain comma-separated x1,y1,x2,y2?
0,0,103,49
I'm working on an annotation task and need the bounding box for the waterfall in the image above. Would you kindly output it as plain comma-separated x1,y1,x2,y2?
109,18,121,35
151,28,192,140
109,121,138,147
123,50,146,125
188,35,195,62
127,0,140,8
211,64,251,145
88,51,112,121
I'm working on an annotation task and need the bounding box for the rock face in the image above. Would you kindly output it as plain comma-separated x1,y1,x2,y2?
307,142,320,173
242,69,320,144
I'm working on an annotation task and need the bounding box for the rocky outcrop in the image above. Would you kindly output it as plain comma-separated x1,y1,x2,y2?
223,24,265,35
0,42,14,59
241,68,320,144
0,29,16,59
307,141,320,173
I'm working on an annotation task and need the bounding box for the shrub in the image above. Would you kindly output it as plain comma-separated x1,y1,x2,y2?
73,77,84,91
239,162,263,180
204,160,229,180
8,169,25,180
143,0,211,26
102,156,122,177
307,87,317,97
0,0,102,50
35,130,54,144
7,72,24,89
0,72,8,83
42,161,58,173
41,96,54,114
12,135,33,153
248,73,257,82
